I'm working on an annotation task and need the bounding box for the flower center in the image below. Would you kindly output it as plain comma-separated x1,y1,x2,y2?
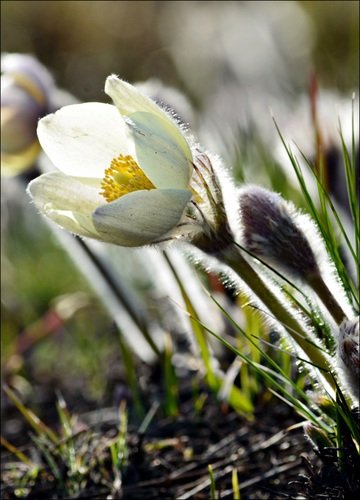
100,154,155,202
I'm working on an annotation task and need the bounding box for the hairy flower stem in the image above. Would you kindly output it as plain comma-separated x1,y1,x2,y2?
223,248,335,390
307,273,348,325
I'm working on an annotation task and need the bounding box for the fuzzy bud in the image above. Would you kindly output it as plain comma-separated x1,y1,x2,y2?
337,317,359,402
238,185,319,280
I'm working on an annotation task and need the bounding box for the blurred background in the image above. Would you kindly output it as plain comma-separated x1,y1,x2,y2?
1,0,359,409
2,1,359,101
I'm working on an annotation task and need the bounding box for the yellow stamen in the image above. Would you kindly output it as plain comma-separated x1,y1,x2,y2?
100,154,155,202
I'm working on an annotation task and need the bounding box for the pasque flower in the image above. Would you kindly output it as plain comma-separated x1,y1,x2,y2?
26,73,338,392
27,75,231,247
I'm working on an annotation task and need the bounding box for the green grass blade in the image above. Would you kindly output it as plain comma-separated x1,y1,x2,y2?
0,436,36,467
232,468,241,499
3,385,59,445
163,333,179,417
163,253,253,414
208,464,216,500
195,295,334,432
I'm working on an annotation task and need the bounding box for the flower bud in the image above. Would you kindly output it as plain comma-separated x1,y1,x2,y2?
337,317,359,402
238,185,319,280
1,53,55,176
238,185,350,325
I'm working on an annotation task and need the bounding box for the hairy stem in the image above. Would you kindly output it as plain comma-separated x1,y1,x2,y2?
223,248,335,391
307,272,348,325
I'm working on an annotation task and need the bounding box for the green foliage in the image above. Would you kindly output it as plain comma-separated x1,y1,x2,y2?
2,387,132,498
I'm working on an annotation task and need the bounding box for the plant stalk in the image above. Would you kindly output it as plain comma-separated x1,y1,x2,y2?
223,248,335,390
307,272,348,325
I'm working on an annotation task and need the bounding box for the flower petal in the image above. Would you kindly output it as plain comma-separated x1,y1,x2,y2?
27,171,104,238
127,111,192,189
105,74,169,119
27,171,104,211
40,208,102,240
93,188,192,247
105,75,193,188
37,102,131,178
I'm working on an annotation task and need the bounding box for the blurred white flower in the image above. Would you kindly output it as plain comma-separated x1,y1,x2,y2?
27,75,231,249
1,53,76,176
1,53,54,176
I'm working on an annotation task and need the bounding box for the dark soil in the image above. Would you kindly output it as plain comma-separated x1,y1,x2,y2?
1,369,359,499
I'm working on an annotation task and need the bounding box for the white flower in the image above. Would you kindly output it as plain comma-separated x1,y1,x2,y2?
27,75,195,246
